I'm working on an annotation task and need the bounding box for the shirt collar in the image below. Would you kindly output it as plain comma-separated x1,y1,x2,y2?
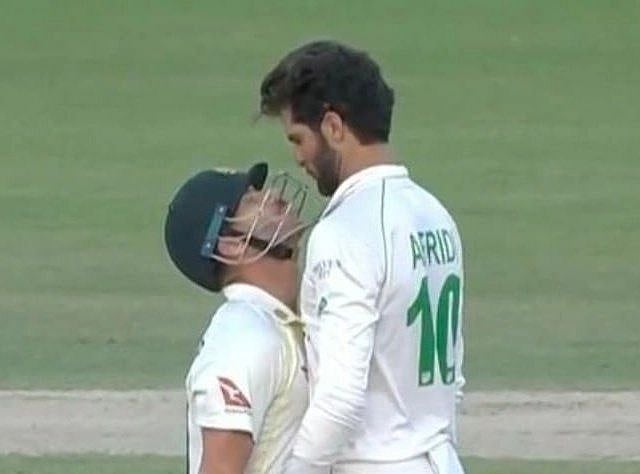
322,164,408,217
222,283,300,326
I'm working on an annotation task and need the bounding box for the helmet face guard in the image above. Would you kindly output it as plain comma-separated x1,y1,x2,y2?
164,162,316,293
200,172,311,265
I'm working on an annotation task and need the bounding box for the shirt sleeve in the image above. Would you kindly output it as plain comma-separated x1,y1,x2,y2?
455,334,465,406
452,228,465,444
188,307,280,440
288,220,385,469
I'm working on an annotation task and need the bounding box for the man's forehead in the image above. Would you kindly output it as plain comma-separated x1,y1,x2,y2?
280,108,309,134
239,188,265,204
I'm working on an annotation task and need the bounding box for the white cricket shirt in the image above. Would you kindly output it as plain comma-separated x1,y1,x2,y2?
186,283,308,474
292,164,465,466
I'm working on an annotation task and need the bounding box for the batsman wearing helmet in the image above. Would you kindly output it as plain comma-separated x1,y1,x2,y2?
259,41,466,473
164,163,312,474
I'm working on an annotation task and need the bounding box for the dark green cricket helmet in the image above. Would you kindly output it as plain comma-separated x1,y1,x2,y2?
164,163,268,292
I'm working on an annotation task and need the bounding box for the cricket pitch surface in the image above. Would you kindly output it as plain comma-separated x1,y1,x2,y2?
1,390,638,460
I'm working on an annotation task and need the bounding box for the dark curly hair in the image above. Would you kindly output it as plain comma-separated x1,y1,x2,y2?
259,40,395,144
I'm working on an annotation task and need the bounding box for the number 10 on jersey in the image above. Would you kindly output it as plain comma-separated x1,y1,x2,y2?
406,274,461,386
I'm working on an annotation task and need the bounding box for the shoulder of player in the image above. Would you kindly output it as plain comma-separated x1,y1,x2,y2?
190,315,282,392
201,301,282,356
395,176,458,221
341,173,458,230
309,183,388,254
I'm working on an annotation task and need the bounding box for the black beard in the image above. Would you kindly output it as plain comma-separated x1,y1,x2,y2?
314,137,341,197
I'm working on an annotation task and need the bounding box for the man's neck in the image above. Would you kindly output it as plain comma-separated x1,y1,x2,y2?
230,269,296,312
339,143,394,184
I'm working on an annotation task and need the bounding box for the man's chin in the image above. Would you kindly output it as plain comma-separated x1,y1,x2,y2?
316,185,330,197
316,180,336,197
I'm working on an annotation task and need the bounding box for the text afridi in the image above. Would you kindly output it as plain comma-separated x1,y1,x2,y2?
410,229,457,269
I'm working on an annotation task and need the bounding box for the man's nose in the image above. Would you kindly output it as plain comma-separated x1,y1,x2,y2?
294,149,305,167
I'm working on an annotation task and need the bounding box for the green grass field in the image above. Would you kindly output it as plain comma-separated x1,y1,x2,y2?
0,455,181,474
1,456,639,474
1,0,638,391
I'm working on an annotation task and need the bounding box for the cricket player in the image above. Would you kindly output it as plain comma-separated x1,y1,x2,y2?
259,41,466,473
164,163,310,474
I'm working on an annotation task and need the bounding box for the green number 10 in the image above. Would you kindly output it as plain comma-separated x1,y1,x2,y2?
406,274,461,386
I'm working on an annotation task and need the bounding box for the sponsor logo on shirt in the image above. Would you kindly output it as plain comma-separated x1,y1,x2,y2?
317,296,328,317
311,259,341,280
217,377,251,410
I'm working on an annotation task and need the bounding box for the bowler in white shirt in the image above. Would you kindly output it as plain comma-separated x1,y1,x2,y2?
259,41,466,474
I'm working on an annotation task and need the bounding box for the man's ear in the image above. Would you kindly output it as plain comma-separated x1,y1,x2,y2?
320,110,345,148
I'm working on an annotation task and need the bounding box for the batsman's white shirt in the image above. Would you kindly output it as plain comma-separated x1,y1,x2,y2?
186,283,307,474
292,164,465,469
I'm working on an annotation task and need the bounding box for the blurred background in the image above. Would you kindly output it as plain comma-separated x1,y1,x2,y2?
1,1,638,472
